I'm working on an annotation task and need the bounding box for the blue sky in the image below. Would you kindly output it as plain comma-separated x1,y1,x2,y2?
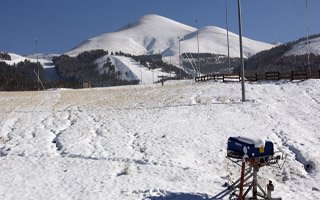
1,0,319,55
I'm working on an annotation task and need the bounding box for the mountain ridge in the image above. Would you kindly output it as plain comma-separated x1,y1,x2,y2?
67,14,274,60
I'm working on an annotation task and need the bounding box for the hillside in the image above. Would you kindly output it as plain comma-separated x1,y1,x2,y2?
96,55,173,84
0,80,319,199
67,14,274,61
286,35,320,56
246,33,320,75
2,53,60,82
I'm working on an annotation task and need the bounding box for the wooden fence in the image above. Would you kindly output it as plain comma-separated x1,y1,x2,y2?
195,73,241,82
195,70,320,83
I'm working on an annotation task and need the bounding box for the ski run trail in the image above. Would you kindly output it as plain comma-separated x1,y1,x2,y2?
0,79,319,199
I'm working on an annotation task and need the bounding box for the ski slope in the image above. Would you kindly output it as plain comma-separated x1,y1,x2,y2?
0,79,319,199
67,14,274,61
96,55,175,84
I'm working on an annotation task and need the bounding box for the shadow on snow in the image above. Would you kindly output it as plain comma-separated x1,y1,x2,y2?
144,192,214,200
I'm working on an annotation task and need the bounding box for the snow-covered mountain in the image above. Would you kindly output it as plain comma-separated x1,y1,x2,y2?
67,14,274,59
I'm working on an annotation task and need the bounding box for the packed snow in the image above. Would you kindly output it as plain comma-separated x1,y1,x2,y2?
0,79,319,199
67,14,274,63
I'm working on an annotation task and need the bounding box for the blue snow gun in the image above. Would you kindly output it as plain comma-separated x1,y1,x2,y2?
227,137,274,160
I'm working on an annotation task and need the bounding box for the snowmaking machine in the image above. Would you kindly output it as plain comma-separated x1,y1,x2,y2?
214,136,285,200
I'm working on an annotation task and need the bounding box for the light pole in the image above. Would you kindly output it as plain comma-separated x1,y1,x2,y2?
139,60,142,85
237,0,246,102
225,0,231,69
195,18,200,76
35,38,39,91
305,0,311,76
178,36,182,79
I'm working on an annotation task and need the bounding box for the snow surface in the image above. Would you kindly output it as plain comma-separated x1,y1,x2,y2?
0,79,319,199
287,36,320,56
67,14,274,62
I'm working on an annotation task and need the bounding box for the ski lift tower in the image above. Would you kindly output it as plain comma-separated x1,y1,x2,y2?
214,137,285,200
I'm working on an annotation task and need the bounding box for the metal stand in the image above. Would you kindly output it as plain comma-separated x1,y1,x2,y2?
213,159,283,200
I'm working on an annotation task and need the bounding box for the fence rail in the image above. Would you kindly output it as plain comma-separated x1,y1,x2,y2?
195,70,320,83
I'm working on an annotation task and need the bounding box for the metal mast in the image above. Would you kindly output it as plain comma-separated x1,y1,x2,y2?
178,36,181,79
237,0,246,102
35,38,39,91
196,18,200,76
305,0,311,76
225,0,231,69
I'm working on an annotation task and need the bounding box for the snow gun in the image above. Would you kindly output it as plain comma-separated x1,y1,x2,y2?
214,136,286,200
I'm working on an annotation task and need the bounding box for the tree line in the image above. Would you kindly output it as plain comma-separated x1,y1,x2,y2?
52,49,139,87
0,52,11,61
246,33,320,76
0,60,44,91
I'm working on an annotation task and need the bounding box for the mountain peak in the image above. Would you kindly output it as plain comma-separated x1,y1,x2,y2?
67,14,274,58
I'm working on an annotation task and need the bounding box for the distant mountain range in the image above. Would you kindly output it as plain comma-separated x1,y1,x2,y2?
1,14,319,91
67,14,274,61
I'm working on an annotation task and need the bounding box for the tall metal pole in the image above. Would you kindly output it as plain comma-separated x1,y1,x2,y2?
305,0,311,76
35,38,39,91
237,0,246,102
178,36,182,79
225,0,231,69
196,18,200,76
139,59,142,84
